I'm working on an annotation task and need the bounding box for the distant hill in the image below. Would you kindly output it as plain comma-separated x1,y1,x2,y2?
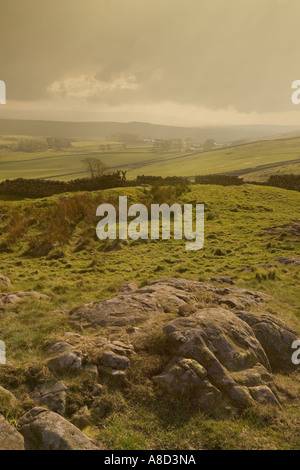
0,119,299,143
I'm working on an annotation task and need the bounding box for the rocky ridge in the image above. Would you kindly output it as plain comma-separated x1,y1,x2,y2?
0,275,299,449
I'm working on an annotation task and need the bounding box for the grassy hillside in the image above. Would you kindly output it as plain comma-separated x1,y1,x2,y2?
0,184,299,449
243,162,300,182
1,183,299,308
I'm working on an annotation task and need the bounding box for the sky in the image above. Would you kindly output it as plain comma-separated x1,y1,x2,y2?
1,0,300,126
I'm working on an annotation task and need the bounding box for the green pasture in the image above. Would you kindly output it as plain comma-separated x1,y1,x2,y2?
0,134,300,182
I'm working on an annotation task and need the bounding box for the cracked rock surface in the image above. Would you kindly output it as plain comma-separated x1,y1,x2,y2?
67,278,298,415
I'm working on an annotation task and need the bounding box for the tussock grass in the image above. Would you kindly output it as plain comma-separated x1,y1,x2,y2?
0,183,299,449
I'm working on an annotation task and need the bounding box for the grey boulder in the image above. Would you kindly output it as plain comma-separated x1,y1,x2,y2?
19,407,101,450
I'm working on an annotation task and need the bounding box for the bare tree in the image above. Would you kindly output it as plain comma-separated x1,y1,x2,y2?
82,157,107,178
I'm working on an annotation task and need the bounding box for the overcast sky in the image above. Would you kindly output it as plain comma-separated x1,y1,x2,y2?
1,0,300,126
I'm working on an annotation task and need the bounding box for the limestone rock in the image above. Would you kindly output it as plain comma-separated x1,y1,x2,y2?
19,407,101,450
69,278,268,329
46,341,85,372
0,415,24,450
32,381,67,415
100,350,130,370
65,278,299,416
0,290,47,306
153,357,223,412
46,335,133,379
154,307,281,414
235,311,298,372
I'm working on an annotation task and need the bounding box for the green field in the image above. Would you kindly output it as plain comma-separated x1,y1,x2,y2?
127,137,300,178
243,162,300,182
0,139,174,180
1,135,300,182
0,184,299,450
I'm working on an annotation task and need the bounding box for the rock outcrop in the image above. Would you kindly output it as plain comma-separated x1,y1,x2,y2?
32,381,67,416
19,407,101,450
46,333,134,386
235,310,297,372
0,290,47,307
69,278,269,328
154,308,281,415
67,278,298,415
0,277,295,450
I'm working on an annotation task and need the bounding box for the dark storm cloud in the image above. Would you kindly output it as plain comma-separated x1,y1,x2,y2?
0,0,299,113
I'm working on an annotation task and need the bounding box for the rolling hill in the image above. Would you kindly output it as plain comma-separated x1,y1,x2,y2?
0,122,300,181
0,119,299,142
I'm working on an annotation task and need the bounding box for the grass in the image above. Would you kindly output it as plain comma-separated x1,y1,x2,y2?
244,162,300,182
127,137,300,178
0,183,299,449
96,401,300,450
0,138,182,181
1,134,300,181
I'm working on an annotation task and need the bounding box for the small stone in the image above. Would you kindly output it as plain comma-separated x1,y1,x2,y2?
101,350,130,370
32,381,67,416
98,366,126,386
47,342,83,372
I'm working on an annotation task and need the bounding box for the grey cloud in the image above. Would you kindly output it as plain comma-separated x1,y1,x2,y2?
0,0,299,115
